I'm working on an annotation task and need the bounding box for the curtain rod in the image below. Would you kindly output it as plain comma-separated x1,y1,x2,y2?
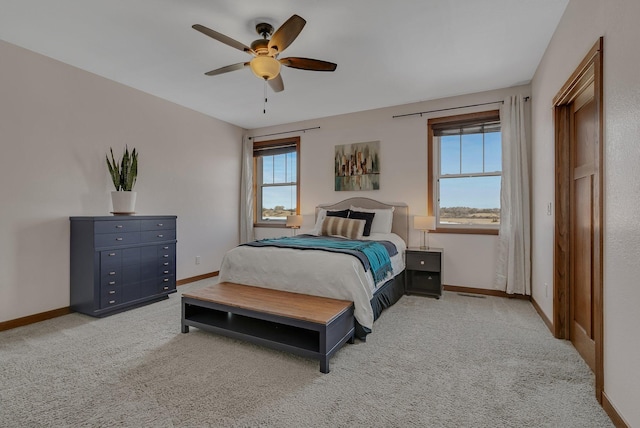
248,126,320,140
392,97,530,119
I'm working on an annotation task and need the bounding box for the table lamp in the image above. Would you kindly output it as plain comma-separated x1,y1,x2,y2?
286,215,303,235
414,216,436,249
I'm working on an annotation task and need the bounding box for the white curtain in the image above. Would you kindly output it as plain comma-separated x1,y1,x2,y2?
495,95,531,295
240,135,254,243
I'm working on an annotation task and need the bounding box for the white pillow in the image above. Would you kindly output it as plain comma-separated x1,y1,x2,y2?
311,208,327,235
350,206,395,234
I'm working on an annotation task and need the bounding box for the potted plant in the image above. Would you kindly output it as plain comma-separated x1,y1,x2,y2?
106,146,138,214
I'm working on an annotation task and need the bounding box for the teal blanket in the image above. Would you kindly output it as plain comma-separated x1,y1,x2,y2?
243,234,396,283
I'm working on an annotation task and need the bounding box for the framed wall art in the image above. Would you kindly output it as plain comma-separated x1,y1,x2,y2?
334,141,380,191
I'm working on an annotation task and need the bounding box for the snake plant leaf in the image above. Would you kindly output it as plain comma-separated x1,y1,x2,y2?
127,148,138,191
106,148,122,190
106,146,138,191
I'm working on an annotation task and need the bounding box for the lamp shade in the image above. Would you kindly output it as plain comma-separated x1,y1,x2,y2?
414,215,436,231
286,215,303,228
250,56,281,80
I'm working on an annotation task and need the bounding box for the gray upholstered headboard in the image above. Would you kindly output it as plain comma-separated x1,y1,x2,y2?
316,197,409,243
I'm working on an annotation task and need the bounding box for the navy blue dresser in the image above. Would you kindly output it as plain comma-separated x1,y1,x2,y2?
70,215,177,317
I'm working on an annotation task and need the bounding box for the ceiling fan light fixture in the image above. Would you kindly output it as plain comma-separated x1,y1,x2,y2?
250,56,281,80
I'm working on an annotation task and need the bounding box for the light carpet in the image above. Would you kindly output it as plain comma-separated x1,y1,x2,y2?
0,280,612,427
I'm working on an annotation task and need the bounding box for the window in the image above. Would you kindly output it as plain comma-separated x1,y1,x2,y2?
428,110,501,234
253,137,300,226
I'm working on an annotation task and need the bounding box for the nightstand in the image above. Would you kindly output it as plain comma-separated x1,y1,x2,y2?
405,247,443,299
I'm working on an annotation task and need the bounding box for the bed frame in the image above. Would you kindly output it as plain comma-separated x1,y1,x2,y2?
316,197,409,339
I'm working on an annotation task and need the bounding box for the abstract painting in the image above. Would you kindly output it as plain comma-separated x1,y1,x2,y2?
334,141,380,191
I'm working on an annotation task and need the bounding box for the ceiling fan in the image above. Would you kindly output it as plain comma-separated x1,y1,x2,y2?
192,14,337,93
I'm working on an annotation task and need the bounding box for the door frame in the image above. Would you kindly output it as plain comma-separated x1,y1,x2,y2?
552,37,604,402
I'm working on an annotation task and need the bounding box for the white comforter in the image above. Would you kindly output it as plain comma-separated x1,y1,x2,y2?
218,233,406,329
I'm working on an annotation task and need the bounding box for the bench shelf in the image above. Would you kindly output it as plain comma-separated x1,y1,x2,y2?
181,282,355,373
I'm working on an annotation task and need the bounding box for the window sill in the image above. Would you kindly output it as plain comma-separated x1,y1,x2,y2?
431,228,498,236
254,223,286,229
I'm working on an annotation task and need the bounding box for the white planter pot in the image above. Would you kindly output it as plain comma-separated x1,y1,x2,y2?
111,191,137,214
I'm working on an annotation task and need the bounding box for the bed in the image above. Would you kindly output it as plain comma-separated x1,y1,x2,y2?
218,197,408,339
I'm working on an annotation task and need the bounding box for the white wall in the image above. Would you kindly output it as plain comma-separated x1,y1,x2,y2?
531,0,640,425
0,41,243,323
253,85,530,290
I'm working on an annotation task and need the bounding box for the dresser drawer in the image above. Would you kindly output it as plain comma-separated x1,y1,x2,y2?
158,275,176,294
95,232,141,248
141,219,176,231
100,250,122,269
139,244,176,278
158,243,175,254
100,296,123,309
100,268,122,287
94,220,141,234
158,244,175,259
159,265,175,276
100,265,140,288
101,285,122,307
141,229,176,243
140,244,175,261
406,252,440,272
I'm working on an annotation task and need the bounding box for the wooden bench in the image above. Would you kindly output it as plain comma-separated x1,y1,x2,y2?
181,282,355,373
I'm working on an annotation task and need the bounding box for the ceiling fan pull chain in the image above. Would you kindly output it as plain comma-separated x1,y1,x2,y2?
263,79,268,114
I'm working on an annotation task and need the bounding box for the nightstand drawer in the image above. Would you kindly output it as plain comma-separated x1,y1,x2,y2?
408,271,441,292
406,252,440,272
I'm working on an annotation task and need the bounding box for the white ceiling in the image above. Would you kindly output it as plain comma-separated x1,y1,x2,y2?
0,0,568,130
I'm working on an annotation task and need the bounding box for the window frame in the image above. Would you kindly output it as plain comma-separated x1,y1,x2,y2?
427,110,501,235
253,136,300,228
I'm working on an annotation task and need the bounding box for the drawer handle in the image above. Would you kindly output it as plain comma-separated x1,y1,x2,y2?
109,300,116,304
108,252,116,257
420,261,425,265
109,290,116,295
163,246,169,250
163,286,169,290
157,223,163,227
163,255,169,258
163,270,169,274
116,225,123,229
109,271,116,275
109,281,116,285
115,237,123,241
163,262,169,266
163,278,169,282
157,234,164,238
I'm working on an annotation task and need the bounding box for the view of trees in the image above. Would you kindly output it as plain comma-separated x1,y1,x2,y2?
440,207,500,224
262,206,295,219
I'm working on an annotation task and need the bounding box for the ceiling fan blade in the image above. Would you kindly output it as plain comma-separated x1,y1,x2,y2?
268,74,284,92
280,57,337,72
268,15,306,54
192,24,254,54
204,62,249,76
